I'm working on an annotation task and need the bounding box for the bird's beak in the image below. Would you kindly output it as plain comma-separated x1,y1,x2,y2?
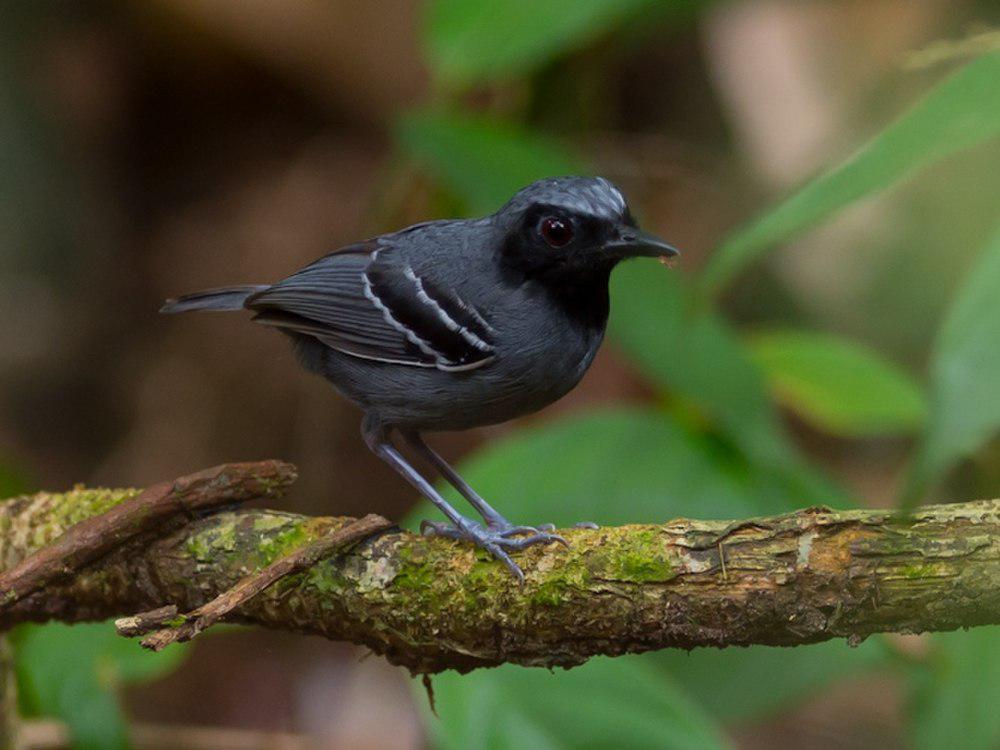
605,228,680,261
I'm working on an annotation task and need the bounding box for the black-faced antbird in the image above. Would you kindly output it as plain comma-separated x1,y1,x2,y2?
162,176,678,581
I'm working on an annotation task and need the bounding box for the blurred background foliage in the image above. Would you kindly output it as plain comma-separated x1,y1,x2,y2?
1,0,999,748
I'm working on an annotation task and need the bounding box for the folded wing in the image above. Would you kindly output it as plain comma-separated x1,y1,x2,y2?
246,243,496,371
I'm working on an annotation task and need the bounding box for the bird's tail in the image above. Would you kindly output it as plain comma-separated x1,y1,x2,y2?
160,285,268,314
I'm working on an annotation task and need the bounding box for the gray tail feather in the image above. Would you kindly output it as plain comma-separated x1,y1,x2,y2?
160,285,269,314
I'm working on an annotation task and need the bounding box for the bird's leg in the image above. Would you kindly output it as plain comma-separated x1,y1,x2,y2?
400,430,529,531
402,430,598,536
361,418,561,582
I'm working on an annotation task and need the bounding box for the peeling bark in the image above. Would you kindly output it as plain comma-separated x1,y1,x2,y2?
0,478,998,675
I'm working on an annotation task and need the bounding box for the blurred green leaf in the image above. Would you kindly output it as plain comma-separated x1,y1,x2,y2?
424,0,656,87
700,51,1000,297
652,638,888,722
610,262,784,468
609,261,842,505
422,656,729,750
904,224,1000,504
908,628,1000,750
747,328,927,437
397,110,581,215
14,622,188,750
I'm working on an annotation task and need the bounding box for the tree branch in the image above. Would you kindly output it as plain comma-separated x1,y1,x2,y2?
0,465,997,675
0,461,296,610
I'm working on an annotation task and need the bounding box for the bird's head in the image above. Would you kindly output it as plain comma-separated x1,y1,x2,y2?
493,176,678,280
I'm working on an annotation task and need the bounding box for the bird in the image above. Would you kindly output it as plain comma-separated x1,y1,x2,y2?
161,176,678,581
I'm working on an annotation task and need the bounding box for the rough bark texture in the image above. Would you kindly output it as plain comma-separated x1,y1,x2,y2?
134,513,392,650
0,461,296,611
0,480,998,675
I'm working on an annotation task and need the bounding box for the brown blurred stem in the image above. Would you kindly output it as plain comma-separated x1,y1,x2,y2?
0,464,998,675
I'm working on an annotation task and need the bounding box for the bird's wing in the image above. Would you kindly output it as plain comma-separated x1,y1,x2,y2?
245,242,496,371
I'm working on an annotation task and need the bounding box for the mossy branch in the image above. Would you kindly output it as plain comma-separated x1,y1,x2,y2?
0,466,998,675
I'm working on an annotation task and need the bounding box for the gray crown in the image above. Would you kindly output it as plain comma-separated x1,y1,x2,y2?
499,176,628,222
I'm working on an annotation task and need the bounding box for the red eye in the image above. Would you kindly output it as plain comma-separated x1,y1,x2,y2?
540,216,573,247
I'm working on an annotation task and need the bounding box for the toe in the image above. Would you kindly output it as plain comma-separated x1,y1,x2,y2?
497,524,546,538
484,543,525,583
420,520,469,541
500,532,568,550
495,523,560,537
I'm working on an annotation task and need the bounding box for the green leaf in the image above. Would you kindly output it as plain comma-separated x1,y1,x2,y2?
908,628,1000,750
747,328,927,437
396,110,581,215
424,0,656,87
14,622,188,750
609,261,842,505
904,224,1000,504
700,51,1000,297
422,656,729,750
651,638,888,722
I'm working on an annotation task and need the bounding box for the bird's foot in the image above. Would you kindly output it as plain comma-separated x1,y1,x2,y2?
495,521,598,534
420,519,568,583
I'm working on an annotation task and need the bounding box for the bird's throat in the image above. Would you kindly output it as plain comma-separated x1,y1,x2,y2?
538,265,612,334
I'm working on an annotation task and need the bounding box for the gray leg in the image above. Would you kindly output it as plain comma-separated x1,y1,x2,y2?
402,430,598,535
401,430,521,529
362,417,564,583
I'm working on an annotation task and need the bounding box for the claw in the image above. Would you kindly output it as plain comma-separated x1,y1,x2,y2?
501,532,568,550
497,524,556,538
483,543,525,583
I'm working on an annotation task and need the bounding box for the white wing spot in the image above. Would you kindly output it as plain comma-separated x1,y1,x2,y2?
457,299,496,335
402,266,492,353
363,253,441,363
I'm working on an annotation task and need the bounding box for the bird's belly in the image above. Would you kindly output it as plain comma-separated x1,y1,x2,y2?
303,329,601,431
